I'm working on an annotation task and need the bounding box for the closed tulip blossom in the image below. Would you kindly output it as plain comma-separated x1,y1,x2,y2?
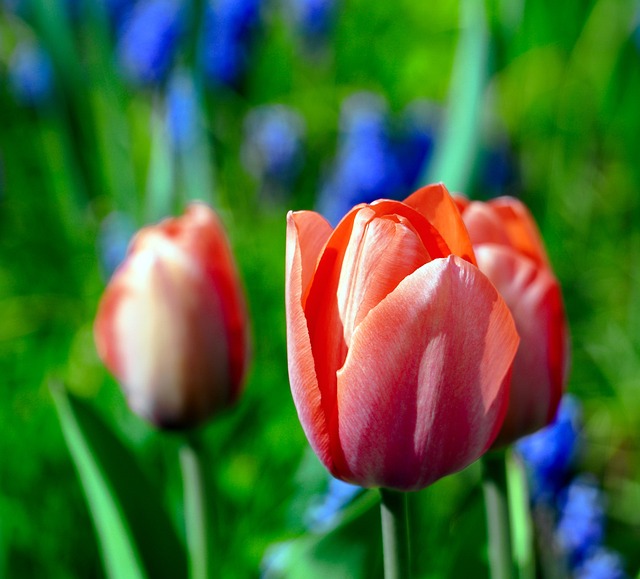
456,196,569,446
286,184,520,491
94,204,249,429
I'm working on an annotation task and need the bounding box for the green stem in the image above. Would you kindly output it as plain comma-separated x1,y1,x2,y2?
180,438,209,579
482,450,514,579
379,488,411,579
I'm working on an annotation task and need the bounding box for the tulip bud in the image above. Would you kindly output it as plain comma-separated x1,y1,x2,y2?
286,184,520,491
457,196,569,446
94,204,249,429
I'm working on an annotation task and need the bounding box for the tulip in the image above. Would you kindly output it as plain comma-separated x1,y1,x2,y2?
285,184,520,491
457,196,569,446
94,203,249,429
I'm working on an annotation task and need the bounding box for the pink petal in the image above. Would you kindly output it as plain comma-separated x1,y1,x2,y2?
459,201,513,248
474,244,567,445
403,184,477,265
336,256,519,490
131,203,250,399
336,208,431,346
488,197,550,268
285,211,335,472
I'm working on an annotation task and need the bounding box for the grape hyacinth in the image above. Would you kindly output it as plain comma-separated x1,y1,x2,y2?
316,92,404,226
8,41,55,107
304,475,363,531
117,0,184,86
516,394,582,503
241,104,305,202
575,548,628,579
285,0,336,53
201,0,262,88
556,476,606,567
479,138,519,198
166,71,200,152
516,395,628,577
101,0,136,31
394,99,439,191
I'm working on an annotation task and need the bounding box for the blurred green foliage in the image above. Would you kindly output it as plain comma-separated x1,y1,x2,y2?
1,0,640,577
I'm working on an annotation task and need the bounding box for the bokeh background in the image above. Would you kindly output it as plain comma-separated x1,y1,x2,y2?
1,0,640,577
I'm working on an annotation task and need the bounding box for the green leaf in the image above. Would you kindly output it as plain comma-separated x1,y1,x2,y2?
51,384,187,579
423,0,489,193
264,491,382,579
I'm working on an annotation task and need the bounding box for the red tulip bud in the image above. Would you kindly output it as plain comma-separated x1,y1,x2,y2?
457,196,569,446
286,184,520,491
94,204,249,429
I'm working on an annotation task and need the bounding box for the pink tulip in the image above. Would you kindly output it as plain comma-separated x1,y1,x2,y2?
285,184,520,491
94,204,249,429
457,196,569,446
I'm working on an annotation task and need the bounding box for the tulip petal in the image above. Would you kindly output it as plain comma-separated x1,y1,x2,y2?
488,197,550,268
336,208,431,346
403,183,477,265
459,201,513,248
130,203,249,400
285,211,334,472
336,256,518,490
301,202,448,479
474,244,567,445
96,247,231,428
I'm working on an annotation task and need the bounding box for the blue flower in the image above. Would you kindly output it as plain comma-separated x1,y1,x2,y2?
394,99,439,190
574,548,628,579
305,476,363,531
316,92,404,226
201,0,262,88
101,0,136,31
117,0,184,86
8,41,55,107
516,395,582,502
242,104,305,189
479,139,519,198
97,212,136,279
556,475,606,566
286,0,336,49
166,72,200,152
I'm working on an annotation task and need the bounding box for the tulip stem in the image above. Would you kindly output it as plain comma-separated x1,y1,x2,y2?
482,450,514,579
180,437,209,579
380,488,411,579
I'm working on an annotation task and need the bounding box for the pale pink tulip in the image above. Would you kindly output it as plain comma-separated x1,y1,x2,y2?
95,204,249,429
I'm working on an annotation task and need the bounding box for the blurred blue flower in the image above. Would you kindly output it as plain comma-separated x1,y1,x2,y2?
556,475,606,567
286,0,336,50
479,139,519,198
305,475,363,531
516,394,582,502
316,92,404,226
242,104,305,194
394,99,439,190
201,0,262,88
101,0,136,31
574,547,628,579
97,212,136,279
166,72,200,152
8,41,55,107
117,0,184,85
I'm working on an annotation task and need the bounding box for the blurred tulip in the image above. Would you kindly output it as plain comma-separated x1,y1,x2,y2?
286,183,519,491
457,196,569,446
94,203,249,429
